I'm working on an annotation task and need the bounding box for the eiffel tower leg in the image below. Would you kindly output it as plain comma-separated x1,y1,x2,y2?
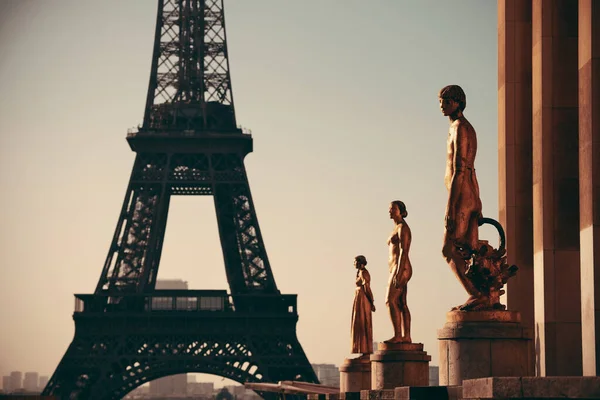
212,153,278,295
94,153,170,294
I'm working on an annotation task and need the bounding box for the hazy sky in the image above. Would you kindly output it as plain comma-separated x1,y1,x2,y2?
0,0,499,387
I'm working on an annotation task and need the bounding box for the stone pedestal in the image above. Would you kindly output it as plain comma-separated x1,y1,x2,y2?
340,356,371,392
438,311,534,386
370,342,430,390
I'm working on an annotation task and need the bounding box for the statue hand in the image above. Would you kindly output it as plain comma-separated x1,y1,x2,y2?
371,304,376,312
392,275,399,289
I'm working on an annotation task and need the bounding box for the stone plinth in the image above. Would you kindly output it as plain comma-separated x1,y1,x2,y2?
370,342,430,390
394,386,462,400
359,389,394,400
438,311,533,386
462,377,600,399
340,356,371,392
315,394,359,400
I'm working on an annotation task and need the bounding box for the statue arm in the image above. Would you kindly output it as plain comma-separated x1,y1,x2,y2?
362,270,376,311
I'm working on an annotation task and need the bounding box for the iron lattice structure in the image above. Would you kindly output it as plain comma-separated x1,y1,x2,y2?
42,1,318,398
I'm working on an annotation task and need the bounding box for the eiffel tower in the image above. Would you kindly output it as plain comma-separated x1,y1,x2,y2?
42,1,318,398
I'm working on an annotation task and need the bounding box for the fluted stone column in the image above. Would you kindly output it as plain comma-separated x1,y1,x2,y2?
579,0,600,377
498,0,535,331
532,0,582,376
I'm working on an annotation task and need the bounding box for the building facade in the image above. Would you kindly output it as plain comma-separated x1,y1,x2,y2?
498,0,600,376
23,372,39,392
311,363,340,388
9,371,22,392
429,365,440,386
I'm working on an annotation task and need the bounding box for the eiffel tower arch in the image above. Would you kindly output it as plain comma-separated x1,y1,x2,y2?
42,1,318,398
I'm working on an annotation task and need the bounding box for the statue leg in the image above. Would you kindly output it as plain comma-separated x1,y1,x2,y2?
384,282,403,343
443,212,485,310
401,286,411,343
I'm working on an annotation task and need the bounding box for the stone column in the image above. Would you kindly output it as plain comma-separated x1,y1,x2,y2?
498,0,535,330
370,343,430,390
532,0,582,376
438,311,533,386
579,0,600,376
339,357,371,392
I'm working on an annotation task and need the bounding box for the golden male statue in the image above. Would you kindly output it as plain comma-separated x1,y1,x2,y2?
439,85,486,311
439,85,519,312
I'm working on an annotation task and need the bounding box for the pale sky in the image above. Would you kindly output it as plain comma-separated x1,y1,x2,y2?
0,0,499,387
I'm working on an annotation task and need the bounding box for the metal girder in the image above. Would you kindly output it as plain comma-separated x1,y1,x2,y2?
95,151,278,295
142,0,236,132
43,294,317,399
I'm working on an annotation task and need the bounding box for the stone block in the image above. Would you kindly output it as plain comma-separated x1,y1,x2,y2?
370,342,430,390
462,377,522,399
340,392,361,400
340,357,371,392
394,385,462,400
462,376,600,399
359,389,394,400
438,312,533,386
521,377,600,399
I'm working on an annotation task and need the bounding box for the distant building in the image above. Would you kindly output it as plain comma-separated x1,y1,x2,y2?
38,375,49,391
429,365,439,386
155,279,188,290
311,363,340,388
2,376,11,393
224,384,262,400
188,381,214,396
23,372,39,392
9,371,22,392
149,374,187,396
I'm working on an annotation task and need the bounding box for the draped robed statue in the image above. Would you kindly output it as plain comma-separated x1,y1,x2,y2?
350,255,376,356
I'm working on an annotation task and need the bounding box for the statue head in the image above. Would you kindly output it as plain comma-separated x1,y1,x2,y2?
354,255,367,268
390,200,408,220
438,85,466,113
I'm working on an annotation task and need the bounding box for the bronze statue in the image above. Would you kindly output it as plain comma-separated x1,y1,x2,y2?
351,255,376,356
439,85,517,311
385,201,412,344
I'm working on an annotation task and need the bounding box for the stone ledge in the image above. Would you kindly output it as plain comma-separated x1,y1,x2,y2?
307,395,343,400
394,385,463,399
438,324,532,339
446,310,521,323
462,377,600,399
370,350,432,362
340,356,372,373
377,342,424,352
359,389,395,400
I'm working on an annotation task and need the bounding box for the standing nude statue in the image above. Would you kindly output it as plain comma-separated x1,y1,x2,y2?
385,200,412,343
350,255,376,356
439,85,486,311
